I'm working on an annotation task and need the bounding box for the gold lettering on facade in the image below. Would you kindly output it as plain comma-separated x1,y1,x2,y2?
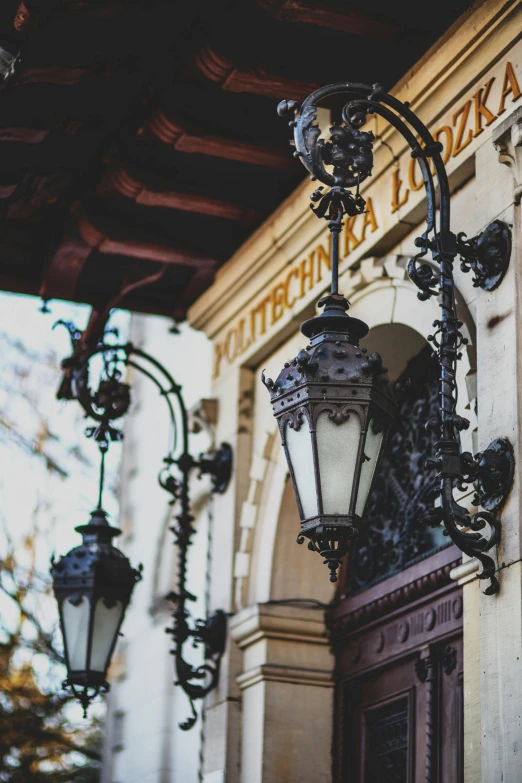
299,253,314,297
253,294,271,336
408,156,423,191
225,327,239,363
452,99,473,156
270,283,286,325
316,236,331,282
344,214,362,255
213,342,224,379
391,168,409,213
213,56,522,377
497,61,522,115
473,77,496,137
360,197,379,240
434,125,453,165
284,267,299,308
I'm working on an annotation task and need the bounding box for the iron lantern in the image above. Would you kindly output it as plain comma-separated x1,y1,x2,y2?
273,82,514,595
51,508,142,715
53,322,232,729
263,293,396,582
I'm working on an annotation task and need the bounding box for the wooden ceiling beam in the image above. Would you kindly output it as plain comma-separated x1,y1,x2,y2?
75,210,218,268
195,45,319,101
258,0,400,39
98,165,264,224
39,209,218,303
145,109,294,169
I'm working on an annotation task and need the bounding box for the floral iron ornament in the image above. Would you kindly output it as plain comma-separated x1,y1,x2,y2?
274,83,513,595
52,322,232,727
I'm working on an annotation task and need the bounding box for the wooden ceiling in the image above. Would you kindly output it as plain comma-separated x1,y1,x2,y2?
0,0,473,320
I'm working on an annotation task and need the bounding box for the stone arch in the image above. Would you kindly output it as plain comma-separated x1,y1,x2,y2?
233,255,477,611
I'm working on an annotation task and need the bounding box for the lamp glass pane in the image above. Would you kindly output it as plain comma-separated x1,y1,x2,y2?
316,410,361,515
90,599,124,673
285,419,318,520
355,419,385,517
62,595,90,671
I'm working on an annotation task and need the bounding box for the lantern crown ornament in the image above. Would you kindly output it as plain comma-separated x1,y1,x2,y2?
273,82,514,594
51,508,142,716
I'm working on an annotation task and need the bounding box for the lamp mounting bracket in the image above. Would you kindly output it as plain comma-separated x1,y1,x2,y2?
471,437,514,512
458,220,511,291
197,443,233,494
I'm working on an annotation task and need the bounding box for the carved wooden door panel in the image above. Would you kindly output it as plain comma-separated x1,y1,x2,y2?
332,347,464,782
335,628,463,783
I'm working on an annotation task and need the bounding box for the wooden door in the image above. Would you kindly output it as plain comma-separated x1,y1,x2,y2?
335,620,463,783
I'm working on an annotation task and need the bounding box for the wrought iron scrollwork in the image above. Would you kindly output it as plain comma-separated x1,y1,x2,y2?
57,321,232,729
348,349,448,595
279,82,513,595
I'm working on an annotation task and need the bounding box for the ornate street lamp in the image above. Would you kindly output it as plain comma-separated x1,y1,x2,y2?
51,507,142,717
51,322,232,728
262,286,396,583
270,83,513,594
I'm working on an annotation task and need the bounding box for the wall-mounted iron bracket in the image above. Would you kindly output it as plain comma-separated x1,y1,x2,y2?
458,220,511,291
198,443,233,494
471,437,514,512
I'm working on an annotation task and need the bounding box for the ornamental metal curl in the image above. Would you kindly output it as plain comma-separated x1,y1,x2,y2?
56,321,232,728
279,82,513,595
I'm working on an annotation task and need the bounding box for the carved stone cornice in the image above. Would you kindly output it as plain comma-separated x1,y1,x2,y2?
494,105,522,206
230,603,333,692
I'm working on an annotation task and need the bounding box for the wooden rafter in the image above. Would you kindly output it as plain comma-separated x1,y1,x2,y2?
258,0,400,39
40,210,218,303
98,165,264,224
144,110,294,169
194,45,319,100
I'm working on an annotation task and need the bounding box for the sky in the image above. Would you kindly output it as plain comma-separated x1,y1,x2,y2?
0,290,130,725
0,291,129,559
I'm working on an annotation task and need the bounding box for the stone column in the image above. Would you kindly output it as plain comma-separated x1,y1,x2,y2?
472,105,522,783
230,603,334,783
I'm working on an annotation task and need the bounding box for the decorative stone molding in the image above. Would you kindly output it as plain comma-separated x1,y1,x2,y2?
494,105,522,205
230,603,333,690
449,557,480,585
233,428,278,610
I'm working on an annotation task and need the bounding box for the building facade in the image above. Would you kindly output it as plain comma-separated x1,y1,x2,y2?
106,2,522,780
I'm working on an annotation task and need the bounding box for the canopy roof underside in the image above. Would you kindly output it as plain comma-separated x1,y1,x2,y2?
0,0,474,319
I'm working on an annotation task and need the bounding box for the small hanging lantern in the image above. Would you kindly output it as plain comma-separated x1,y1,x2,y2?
51,508,142,715
262,95,398,582
263,293,395,582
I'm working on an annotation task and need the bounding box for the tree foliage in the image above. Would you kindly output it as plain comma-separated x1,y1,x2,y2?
0,318,105,782
0,543,102,782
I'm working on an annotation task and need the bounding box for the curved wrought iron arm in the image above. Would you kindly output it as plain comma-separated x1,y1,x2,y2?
57,324,232,728
279,82,513,595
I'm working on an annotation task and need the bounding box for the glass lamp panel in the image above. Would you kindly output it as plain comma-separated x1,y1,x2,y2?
355,419,385,517
62,595,90,671
89,599,124,673
285,418,318,520
316,410,362,515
